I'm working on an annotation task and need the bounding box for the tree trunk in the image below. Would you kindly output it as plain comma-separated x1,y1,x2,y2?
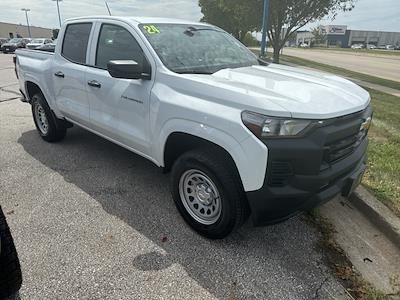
273,45,280,64
234,30,241,41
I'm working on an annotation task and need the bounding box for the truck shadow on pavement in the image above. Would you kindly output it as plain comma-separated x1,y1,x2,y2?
18,127,342,299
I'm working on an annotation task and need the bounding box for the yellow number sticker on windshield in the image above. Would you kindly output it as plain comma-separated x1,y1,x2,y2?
143,25,160,34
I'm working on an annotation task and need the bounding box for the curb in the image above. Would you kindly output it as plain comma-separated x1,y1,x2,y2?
349,186,400,249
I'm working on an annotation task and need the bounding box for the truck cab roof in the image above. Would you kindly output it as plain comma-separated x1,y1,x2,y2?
65,16,207,27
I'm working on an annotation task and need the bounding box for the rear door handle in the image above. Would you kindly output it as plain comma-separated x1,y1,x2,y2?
54,71,64,78
87,80,101,88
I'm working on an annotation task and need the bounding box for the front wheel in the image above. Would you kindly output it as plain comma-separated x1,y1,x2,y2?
171,148,249,239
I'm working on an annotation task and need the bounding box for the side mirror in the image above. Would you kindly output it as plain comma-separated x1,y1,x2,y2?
107,60,151,80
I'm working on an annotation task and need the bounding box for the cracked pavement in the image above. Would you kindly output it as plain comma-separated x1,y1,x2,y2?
0,63,20,102
0,52,352,299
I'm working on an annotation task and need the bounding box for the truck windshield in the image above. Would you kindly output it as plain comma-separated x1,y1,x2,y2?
139,23,260,74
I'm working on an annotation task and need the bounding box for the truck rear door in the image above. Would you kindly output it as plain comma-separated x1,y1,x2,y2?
52,22,93,126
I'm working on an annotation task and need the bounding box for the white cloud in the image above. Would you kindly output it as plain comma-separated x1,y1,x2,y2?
0,0,398,33
306,0,400,32
0,0,203,29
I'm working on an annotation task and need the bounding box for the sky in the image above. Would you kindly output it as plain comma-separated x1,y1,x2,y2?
0,0,399,32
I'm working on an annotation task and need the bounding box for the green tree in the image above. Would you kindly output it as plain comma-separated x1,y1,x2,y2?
242,32,260,47
311,26,327,46
198,0,263,41
52,29,59,39
268,0,355,62
199,0,356,63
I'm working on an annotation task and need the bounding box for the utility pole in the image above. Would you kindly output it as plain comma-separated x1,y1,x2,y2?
260,0,270,58
52,0,63,28
21,8,31,38
105,1,112,16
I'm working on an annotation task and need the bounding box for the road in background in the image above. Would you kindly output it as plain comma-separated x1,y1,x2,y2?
281,48,400,82
0,53,351,299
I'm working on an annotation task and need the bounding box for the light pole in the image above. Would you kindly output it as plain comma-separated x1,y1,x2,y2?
105,1,112,16
21,8,31,38
260,0,270,58
52,0,63,28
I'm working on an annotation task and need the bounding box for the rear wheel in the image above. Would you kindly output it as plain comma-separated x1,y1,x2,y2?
0,207,22,299
31,93,67,142
171,148,249,239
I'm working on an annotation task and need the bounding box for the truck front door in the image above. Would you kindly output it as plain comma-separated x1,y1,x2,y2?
85,21,154,156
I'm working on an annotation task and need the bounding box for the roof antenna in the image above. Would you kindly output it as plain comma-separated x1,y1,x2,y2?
105,1,112,16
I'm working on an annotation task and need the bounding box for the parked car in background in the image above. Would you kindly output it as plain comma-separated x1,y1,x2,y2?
26,38,53,50
1,38,30,53
299,42,310,48
385,45,395,50
0,38,9,46
366,44,377,50
0,206,22,299
351,44,364,49
15,16,372,238
35,39,57,52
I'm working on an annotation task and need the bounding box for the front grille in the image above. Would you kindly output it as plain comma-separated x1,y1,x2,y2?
324,128,368,163
263,106,372,190
268,161,293,187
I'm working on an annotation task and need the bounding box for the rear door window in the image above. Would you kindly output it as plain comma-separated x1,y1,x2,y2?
62,23,92,64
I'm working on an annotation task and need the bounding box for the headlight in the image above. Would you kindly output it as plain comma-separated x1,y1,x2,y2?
241,111,312,138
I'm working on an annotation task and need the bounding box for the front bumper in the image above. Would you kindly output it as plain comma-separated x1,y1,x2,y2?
246,107,371,226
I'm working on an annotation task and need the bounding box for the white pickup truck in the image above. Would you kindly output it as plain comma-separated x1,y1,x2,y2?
15,16,372,238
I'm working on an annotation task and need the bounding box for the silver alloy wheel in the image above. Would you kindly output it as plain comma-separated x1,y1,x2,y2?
179,169,222,225
34,102,49,135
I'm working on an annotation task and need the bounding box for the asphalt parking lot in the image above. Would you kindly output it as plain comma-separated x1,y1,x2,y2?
0,53,351,299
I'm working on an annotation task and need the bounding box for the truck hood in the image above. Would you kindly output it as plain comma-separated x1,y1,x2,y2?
193,64,371,119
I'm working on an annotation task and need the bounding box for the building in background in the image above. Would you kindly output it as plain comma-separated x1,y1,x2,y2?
321,25,348,47
0,22,52,39
296,25,400,48
295,30,315,46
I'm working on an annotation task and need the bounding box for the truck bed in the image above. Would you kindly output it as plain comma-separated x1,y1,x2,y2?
16,48,54,59
15,48,55,104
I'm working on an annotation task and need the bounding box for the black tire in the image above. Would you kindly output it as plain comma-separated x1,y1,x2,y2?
31,93,67,142
0,207,22,299
171,148,249,239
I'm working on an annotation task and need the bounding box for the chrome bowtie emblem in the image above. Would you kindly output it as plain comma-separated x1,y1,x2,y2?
360,117,372,131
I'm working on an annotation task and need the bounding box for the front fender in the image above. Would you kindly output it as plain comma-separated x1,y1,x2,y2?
157,119,268,192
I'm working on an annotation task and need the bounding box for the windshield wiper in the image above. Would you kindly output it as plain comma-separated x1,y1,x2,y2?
183,26,220,37
177,70,214,75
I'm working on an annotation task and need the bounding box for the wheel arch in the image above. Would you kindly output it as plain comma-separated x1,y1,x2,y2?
162,131,245,190
158,118,268,192
163,131,248,194
25,80,44,103
26,82,71,132
163,132,239,175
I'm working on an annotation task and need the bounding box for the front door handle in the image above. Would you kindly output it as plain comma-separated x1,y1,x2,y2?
87,80,101,88
54,71,64,78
